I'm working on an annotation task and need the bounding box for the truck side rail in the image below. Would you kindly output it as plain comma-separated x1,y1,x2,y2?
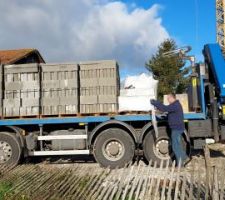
0,112,206,126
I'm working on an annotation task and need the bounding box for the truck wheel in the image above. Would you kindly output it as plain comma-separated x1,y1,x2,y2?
93,128,135,169
143,127,173,165
0,132,21,167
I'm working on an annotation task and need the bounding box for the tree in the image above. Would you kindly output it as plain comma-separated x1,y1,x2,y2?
146,39,189,100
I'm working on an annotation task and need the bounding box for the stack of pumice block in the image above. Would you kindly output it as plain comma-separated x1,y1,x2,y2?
3,64,40,117
40,63,79,116
1,60,120,117
79,60,120,114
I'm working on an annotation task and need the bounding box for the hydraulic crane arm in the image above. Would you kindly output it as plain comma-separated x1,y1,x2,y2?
203,43,225,99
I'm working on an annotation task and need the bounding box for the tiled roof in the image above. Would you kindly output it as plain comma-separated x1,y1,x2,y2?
0,49,45,64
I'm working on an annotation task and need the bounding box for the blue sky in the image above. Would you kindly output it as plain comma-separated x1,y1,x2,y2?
119,0,216,77
122,0,216,60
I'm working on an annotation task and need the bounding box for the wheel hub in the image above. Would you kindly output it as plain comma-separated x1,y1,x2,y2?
154,139,170,159
0,141,12,163
107,142,120,156
156,140,169,154
103,140,124,161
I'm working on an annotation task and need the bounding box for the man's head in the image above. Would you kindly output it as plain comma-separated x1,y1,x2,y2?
167,93,176,104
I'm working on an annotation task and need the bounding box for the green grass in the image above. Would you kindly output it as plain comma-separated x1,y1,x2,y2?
78,176,90,189
0,181,31,200
112,195,135,200
0,181,12,200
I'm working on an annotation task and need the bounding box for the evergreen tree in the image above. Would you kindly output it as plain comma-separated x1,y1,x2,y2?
146,39,189,100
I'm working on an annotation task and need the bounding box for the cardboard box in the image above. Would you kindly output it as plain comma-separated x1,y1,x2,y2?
163,93,189,113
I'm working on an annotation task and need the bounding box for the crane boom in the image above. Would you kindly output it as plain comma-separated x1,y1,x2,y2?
216,0,225,52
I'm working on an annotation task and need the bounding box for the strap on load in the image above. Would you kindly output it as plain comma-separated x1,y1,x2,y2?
152,108,159,138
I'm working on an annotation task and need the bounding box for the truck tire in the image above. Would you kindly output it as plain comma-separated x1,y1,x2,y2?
93,128,135,169
0,132,22,167
143,127,173,165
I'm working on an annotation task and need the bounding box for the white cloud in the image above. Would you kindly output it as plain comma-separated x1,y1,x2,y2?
0,0,169,74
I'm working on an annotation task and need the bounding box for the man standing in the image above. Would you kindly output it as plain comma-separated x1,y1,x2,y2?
150,93,190,166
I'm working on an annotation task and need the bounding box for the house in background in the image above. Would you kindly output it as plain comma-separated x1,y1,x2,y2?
0,49,45,64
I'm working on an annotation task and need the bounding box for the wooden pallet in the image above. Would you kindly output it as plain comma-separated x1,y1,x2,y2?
40,113,80,118
118,111,150,115
78,112,117,116
2,115,39,119
0,111,152,120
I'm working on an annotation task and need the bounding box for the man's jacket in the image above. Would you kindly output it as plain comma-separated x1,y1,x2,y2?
151,100,185,131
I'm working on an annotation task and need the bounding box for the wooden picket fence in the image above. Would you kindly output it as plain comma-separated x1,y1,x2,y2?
0,150,225,199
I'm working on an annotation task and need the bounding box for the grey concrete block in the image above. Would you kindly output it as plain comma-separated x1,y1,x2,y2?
1,61,121,117
4,90,39,99
61,88,78,97
42,89,60,98
98,78,117,86
79,60,119,79
99,103,117,113
80,78,99,87
0,65,3,83
20,106,39,116
59,97,78,105
4,91,19,99
99,86,118,95
80,87,98,96
58,70,78,81
59,80,78,88
22,98,39,107
79,60,117,70
41,80,60,89
41,64,78,89
79,60,120,91
98,95,117,104
42,97,60,106
41,63,79,90
42,88,78,98
20,90,40,99
42,104,78,115
42,72,57,81
42,106,59,115
4,64,40,104
5,82,22,90
80,103,117,114
80,86,118,96
41,64,61,72
20,73,39,82
0,65,2,100
59,105,78,114
80,104,99,114
3,99,21,107
80,96,98,104
5,73,19,82
3,107,20,116
79,61,119,89
5,81,40,90
41,63,78,72
21,81,40,90
4,63,39,73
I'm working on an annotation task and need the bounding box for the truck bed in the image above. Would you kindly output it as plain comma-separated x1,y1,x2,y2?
0,112,205,126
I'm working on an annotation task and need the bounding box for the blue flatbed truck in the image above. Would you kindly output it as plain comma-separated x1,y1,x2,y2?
0,43,225,169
